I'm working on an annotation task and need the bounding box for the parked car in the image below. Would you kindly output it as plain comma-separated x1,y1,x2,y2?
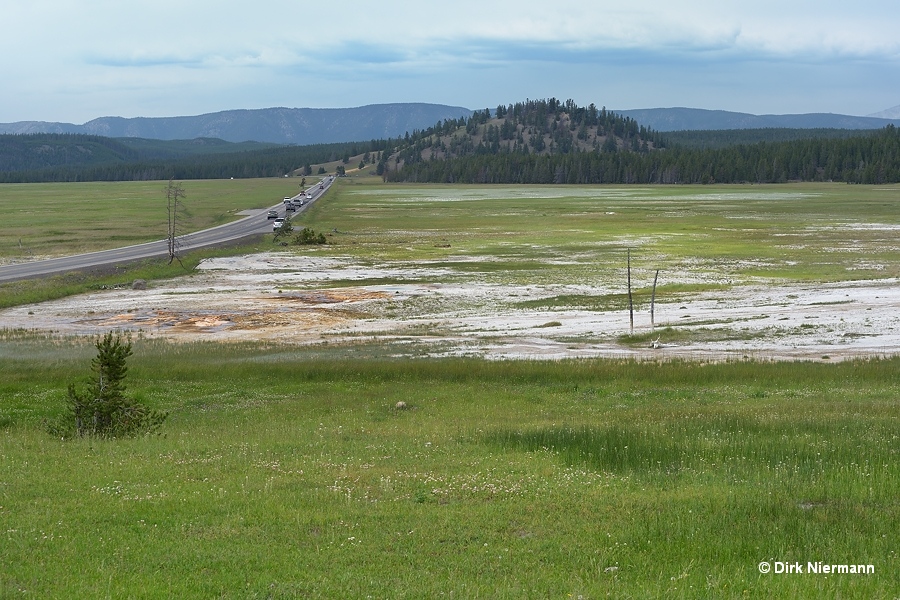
272,218,285,231
267,210,279,219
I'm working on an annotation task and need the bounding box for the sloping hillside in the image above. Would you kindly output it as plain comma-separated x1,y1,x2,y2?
0,104,474,144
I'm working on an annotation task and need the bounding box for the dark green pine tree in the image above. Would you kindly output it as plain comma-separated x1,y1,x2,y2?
49,332,167,438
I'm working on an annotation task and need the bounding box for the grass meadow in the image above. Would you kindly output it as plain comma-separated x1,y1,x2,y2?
1,178,899,597
1,336,898,598
3,178,899,310
299,180,900,286
0,178,301,260
0,178,302,308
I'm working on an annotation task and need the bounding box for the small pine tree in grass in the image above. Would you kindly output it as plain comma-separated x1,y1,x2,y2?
47,332,167,438
273,216,293,242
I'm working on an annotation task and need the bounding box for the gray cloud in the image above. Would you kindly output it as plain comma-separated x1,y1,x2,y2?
2,0,898,122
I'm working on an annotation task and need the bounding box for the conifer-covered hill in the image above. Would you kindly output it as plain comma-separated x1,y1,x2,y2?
382,98,900,185
5,97,900,185
384,98,665,171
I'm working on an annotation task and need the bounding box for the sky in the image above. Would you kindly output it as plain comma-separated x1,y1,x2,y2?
3,0,899,123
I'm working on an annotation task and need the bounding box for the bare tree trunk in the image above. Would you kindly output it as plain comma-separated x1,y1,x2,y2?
651,269,659,328
627,248,633,334
165,180,186,266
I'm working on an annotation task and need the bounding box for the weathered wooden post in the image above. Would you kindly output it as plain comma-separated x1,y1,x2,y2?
627,249,634,334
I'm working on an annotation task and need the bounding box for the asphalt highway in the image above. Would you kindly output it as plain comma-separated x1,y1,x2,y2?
0,178,332,284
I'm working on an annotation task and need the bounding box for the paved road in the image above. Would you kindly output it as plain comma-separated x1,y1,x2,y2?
0,178,332,284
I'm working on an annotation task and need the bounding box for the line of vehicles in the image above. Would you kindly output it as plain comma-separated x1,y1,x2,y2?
269,179,333,231
267,194,310,220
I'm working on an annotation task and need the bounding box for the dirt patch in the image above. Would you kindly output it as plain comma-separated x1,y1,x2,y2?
2,253,898,361
96,311,236,333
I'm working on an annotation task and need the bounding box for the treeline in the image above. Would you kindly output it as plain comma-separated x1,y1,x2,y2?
0,133,281,174
385,125,900,184
6,101,899,185
0,137,396,183
664,128,882,150
0,133,141,172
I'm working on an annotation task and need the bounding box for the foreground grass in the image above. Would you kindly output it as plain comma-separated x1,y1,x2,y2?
1,336,897,597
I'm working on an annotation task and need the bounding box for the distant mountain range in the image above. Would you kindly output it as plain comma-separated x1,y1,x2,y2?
0,104,474,145
614,107,900,132
868,104,900,120
2,103,899,144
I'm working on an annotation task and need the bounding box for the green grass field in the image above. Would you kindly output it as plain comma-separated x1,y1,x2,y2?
0,178,303,259
0,178,307,308
1,336,897,598
3,179,898,302
299,179,900,285
1,179,899,597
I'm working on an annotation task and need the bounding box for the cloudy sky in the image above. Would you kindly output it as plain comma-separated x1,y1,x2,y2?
3,0,898,123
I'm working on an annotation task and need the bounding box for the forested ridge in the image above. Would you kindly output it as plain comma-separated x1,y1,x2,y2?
382,99,900,184
662,128,882,150
386,126,900,184
0,135,393,183
0,134,141,172
3,98,899,184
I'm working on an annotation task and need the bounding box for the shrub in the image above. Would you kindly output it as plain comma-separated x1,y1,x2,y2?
292,227,327,245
